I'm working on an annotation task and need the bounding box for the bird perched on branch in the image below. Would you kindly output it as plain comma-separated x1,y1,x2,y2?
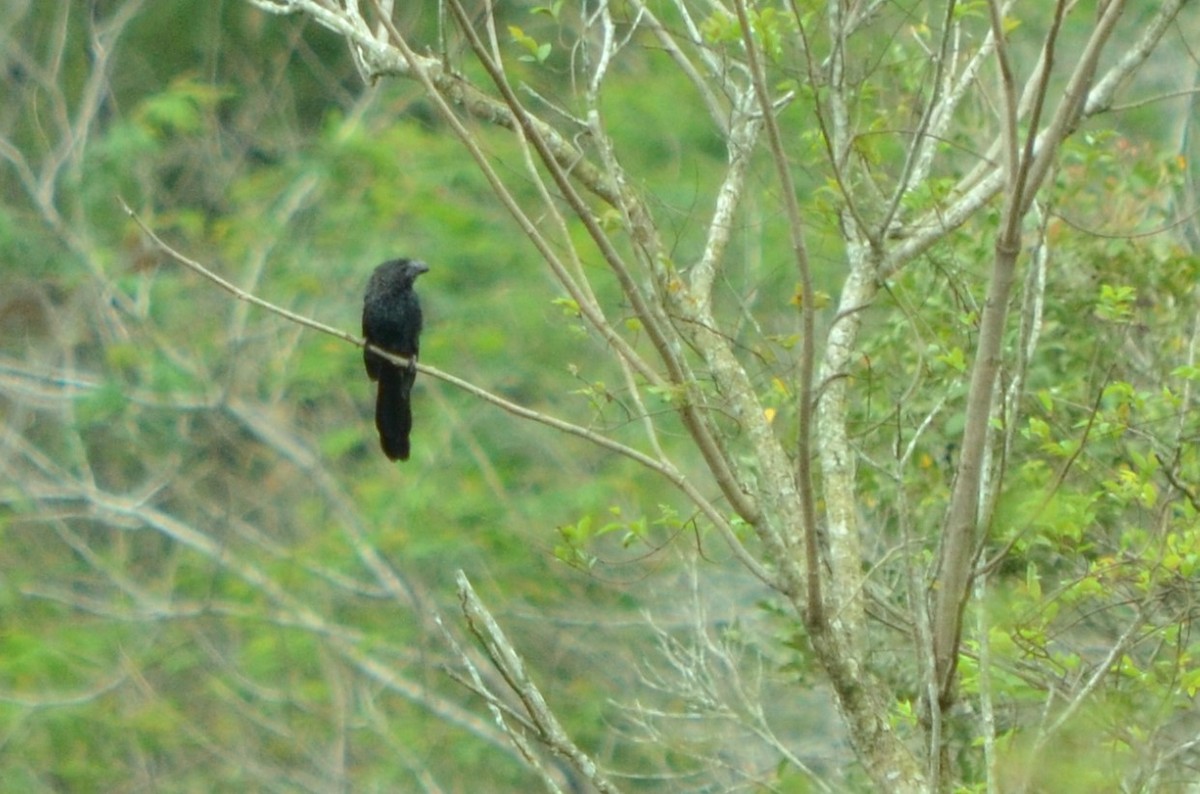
362,258,428,461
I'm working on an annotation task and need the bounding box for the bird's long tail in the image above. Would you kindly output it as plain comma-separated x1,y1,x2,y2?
375,364,415,461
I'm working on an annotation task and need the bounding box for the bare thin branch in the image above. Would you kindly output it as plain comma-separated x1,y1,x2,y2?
457,571,621,794
731,0,820,618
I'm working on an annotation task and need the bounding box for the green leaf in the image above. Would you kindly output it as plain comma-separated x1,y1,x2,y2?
509,25,551,63
699,11,740,45
935,346,967,373
530,0,563,19
1095,283,1137,323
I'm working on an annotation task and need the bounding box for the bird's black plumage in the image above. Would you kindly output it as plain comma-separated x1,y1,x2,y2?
363,258,428,461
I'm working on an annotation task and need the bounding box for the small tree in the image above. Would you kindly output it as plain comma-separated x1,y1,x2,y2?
242,0,1199,787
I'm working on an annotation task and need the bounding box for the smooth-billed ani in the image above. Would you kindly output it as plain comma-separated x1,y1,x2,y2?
363,258,428,461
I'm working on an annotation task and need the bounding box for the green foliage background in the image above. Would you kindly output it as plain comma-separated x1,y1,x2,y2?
1,1,1199,791
0,4,768,789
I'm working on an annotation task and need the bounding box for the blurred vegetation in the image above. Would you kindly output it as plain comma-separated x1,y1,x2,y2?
0,3,761,789
1,0,1199,791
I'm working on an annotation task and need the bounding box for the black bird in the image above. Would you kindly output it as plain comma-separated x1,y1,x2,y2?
362,258,429,461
